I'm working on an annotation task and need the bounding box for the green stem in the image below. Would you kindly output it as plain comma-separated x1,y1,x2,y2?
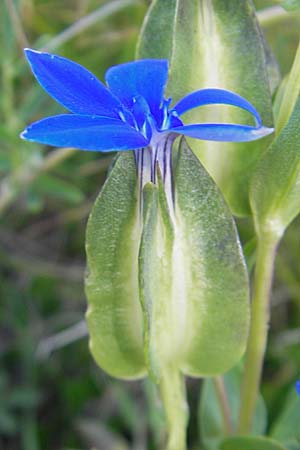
4,0,29,50
257,6,288,27
42,0,138,51
0,147,76,216
160,369,188,450
213,376,233,435
238,232,279,433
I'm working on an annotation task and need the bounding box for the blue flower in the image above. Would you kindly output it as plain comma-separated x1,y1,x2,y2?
21,49,273,153
296,380,300,396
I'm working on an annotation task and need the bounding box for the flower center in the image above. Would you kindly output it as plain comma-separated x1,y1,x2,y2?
124,96,182,217
135,132,177,218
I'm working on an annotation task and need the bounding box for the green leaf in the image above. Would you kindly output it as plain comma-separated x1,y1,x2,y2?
250,98,300,240
10,387,40,409
276,40,300,134
251,39,300,239
273,76,288,125
285,444,300,450
270,386,300,449
221,436,288,450
199,366,267,450
85,152,146,380
0,410,17,435
280,0,300,12
33,173,85,205
136,0,176,60
243,236,257,274
169,0,274,217
137,0,274,216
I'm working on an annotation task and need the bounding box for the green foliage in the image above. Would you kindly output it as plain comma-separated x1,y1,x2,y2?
250,98,300,240
32,173,85,205
86,138,250,449
86,139,249,382
221,436,288,450
276,40,300,133
136,0,176,60
137,0,274,216
280,0,300,11
251,40,300,240
0,1,152,448
270,387,300,449
199,366,267,450
1,0,300,449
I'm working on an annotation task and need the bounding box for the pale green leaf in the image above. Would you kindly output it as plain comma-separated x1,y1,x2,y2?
276,39,300,133
251,39,300,238
250,98,300,239
85,152,145,380
270,386,300,449
199,366,267,450
221,436,288,450
137,0,275,216
243,236,257,274
136,0,176,60
280,0,300,12
273,76,288,124
168,0,274,216
33,173,85,205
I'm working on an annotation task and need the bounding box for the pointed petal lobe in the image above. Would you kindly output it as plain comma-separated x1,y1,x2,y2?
105,59,168,115
170,123,274,142
173,88,263,126
24,49,123,117
21,115,149,151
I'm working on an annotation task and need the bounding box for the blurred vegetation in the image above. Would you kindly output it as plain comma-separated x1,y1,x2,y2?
0,1,300,449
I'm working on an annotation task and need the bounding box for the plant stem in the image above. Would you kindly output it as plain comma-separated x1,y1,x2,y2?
36,320,87,360
4,0,29,50
42,0,138,51
238,232,279,433
213,376,233,435
0,147,76,216
160,369,188,450
257,6,288,27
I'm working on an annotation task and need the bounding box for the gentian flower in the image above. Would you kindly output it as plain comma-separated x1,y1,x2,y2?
296,380,300,396
21,49,273,204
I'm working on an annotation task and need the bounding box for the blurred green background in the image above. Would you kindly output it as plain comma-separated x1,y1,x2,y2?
0,1,300,449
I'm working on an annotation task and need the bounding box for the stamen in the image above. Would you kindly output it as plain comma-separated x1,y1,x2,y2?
134,133,177,223
152,145,158,184
160,98,173,130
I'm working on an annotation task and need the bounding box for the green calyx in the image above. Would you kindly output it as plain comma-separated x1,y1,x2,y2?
85,139,250,450
85,139,249,381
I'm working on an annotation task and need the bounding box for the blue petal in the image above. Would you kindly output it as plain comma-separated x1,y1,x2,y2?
169,123,274,142
105,59,169,115
172,89,262,126
20,115,149,151
131,96,151,129
296,380,300,396
24,49,123,118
